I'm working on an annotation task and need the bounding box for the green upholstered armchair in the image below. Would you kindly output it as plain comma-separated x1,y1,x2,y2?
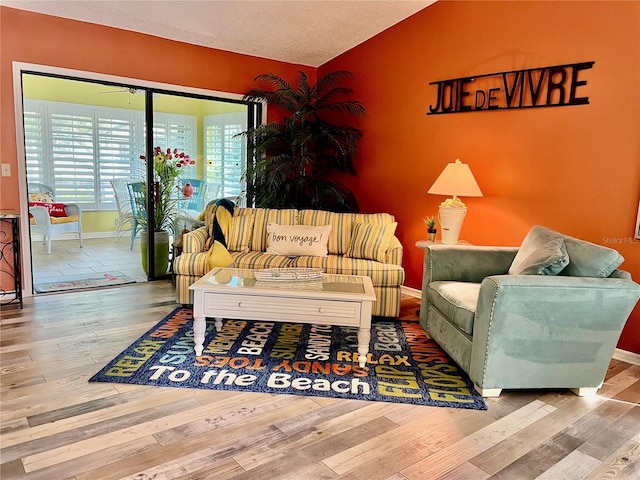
420,226,640,398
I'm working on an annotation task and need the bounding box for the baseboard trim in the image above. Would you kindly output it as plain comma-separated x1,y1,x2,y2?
400,286,640,364
31,231,128,241
401,285,421,299
613,348,640,366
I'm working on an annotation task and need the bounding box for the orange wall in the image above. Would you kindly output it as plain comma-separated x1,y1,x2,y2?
1,4,639,353
0,7,313,302
0,6,314,212
320,0,640,352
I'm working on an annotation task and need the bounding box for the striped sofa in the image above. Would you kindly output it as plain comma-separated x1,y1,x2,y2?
174,205,405,317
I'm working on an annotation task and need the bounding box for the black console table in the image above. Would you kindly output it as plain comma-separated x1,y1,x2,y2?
0,212,23,308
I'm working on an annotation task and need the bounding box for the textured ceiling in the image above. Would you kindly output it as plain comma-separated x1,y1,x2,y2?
1,0,437,66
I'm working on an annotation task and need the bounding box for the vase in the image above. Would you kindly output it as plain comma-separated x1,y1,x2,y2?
140,230,170,275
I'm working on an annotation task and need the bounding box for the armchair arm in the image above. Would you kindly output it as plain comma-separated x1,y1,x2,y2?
63,203,82,220
29,205,52,226
470,274,640,389
183,226,209,253
424,245,518,284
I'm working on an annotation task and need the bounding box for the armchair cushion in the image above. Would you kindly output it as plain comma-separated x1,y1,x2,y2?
509,225,623,278
509,237,569,275
427,281,480,335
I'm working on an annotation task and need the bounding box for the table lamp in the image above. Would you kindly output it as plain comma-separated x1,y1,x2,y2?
427,158,483,244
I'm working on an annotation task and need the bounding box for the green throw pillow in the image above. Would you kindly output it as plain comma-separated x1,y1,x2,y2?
510,237,570,275
509,225,624,277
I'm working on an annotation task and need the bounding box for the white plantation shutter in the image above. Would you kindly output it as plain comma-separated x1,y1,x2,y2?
204,112,246,199
151,113,197,178
23,109,46,185
97,113,138,207
23,100,196,210
50,109,95,204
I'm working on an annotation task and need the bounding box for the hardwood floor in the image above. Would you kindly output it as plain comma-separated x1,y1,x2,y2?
1,284,639,480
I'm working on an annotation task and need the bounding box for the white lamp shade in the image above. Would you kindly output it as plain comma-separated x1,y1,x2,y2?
428,159,483,197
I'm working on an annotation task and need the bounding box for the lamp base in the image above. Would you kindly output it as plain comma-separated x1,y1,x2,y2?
438,206,467,244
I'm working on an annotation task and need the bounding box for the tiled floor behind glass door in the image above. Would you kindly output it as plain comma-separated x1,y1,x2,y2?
31,236,147,291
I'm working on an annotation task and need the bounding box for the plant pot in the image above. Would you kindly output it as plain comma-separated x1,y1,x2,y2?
427,229,437,242
140,230,170,275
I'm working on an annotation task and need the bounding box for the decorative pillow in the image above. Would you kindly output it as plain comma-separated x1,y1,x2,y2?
266,223,331,256
227,214,254,252
29,191,54,203
28,201,68,217
509,225,624,277
345,222,398,262
509,238,569,275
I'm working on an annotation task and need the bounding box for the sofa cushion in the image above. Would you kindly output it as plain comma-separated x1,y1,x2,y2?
299,210,353,255
510,238,570,275
249,208,299,252
265,223,331,256
345,222,398,262
427,281,481,335
292,255,405,287
232,251,298,270
509,225,624,278
298,210,396,256
228,214,254,252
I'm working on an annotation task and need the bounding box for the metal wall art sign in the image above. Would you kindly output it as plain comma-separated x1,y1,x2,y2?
428,61,594,115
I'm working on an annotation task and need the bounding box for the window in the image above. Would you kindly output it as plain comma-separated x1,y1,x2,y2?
23,99,196,210
204,112,247,200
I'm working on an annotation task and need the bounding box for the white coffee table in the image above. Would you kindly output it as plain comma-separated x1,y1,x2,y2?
189,267,377,367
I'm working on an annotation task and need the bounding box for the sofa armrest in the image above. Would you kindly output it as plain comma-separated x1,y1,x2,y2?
183,226,209,253
386,236,403,266
470,274,640,388
424,245,519,284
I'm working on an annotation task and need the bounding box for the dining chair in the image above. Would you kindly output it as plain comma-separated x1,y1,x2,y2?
110,178,134,243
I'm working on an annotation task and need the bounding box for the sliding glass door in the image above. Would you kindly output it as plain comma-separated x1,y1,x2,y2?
20,71,258,292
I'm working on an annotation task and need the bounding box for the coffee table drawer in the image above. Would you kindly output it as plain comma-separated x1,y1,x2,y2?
202,292,361,326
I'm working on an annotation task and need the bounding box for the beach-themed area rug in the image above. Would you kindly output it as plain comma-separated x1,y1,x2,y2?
34,271,137,293
90,307,487,410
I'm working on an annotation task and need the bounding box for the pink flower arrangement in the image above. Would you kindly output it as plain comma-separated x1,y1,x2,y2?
137,146,197,231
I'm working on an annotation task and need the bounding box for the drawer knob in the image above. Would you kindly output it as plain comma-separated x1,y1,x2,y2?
318,307,325,313
238,302,245,308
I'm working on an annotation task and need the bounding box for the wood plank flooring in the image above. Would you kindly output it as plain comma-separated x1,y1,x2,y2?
1,282,639,479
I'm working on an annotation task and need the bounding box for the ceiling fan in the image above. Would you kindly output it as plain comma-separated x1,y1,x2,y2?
99,87,143,95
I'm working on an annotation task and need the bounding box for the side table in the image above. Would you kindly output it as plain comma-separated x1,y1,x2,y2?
415,240,470,248
0,211,23,308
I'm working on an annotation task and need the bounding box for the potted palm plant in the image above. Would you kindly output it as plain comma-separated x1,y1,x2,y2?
424,215,437,242
240,70,365,212
137,147,195,275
